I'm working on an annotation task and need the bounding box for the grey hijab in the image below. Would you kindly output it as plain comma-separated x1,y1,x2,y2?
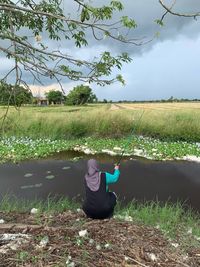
85,159,101,191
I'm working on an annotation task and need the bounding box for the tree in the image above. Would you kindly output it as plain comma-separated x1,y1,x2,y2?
45,90,65,105
0,0,140,91
65,84,97,105
0,82,32,107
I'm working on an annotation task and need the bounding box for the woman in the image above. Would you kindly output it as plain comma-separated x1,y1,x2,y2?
82,159,120,219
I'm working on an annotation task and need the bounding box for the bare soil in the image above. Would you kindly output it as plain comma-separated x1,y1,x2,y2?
0,211,199,267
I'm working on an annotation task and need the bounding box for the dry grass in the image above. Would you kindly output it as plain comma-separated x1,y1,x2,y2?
0,103,200,141
116,102,200,111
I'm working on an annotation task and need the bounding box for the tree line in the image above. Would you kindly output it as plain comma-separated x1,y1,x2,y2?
0,83,97,106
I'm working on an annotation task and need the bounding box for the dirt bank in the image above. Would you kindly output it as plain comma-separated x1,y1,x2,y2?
0,211,199,267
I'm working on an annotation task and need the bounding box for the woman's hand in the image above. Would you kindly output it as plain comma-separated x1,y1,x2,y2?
114,165,120,170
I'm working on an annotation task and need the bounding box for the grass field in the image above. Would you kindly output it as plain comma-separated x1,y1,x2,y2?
0,102,200,141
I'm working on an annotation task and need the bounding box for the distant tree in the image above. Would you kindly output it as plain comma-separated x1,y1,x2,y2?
46,90,65,104
103,99,108,103
65,85,97,105
0,82,32,107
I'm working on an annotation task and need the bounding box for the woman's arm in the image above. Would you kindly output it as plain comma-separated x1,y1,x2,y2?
105,168,120,184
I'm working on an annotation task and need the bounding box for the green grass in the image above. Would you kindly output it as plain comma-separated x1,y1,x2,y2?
1,104,200,142
0,195,79,213
116,200,200,247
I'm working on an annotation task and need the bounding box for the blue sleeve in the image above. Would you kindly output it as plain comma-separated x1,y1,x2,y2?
105,169,120,185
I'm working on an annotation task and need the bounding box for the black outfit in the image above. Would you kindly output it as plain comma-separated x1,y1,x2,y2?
82,172,116,219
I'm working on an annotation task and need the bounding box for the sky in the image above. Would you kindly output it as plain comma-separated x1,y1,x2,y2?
0,0,200,101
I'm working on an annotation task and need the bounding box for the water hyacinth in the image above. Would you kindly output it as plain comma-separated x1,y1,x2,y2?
0,135,200,163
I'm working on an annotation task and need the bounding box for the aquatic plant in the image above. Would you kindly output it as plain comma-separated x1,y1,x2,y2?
0,135,200,163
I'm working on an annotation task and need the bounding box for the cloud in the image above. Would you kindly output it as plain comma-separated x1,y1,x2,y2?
0,0,200,100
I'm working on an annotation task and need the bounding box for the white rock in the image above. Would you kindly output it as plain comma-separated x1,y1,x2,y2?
0,233,31,254
78,229,88,237
67,262,75,267
124,215,133,222
147,253,157,262
89,239,94,244
76,208,81,213
171,243,179,248
124,256,129,261
30,208,39,214
66,255,72,264
39,236,49,248
194,236,200,241
104,243,110,248
187,227,193,234
0,233,30,242
96,244,101,250
0,219,5,224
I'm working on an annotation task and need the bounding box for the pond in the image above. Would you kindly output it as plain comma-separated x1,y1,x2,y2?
0,151,200,212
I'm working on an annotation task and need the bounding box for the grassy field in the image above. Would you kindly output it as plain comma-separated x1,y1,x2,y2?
0,102,200,142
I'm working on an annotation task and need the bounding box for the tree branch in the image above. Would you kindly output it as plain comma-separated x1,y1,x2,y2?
159,0,200,18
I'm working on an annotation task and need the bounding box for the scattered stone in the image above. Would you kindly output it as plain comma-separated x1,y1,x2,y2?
187,227,193,234
171,243,179,248
66,255,72,264
96,244,101,250
30,208,39,214
0,219,5,224
39,236,49,248
147,252,157,262
124,215,133,222
124,256,129,261
89,239,94,245
76,208,81,213
194,236,200,241
78,229,88,237
67,262,75,267
0,233,31,254
104,243,110,249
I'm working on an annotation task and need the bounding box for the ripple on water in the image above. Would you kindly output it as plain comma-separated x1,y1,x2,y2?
21,183,42,189
45,175,55,180
62,166,71,170
24,173,33,178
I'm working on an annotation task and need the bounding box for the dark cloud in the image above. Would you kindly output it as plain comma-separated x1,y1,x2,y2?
0,0,200,100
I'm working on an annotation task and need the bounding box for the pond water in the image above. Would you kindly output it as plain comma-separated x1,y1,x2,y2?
0,151,200,212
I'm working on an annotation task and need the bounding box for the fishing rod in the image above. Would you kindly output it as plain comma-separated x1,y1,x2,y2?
117,109,145,165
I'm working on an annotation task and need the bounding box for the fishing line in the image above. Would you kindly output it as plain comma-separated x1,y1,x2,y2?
117,109,145,165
